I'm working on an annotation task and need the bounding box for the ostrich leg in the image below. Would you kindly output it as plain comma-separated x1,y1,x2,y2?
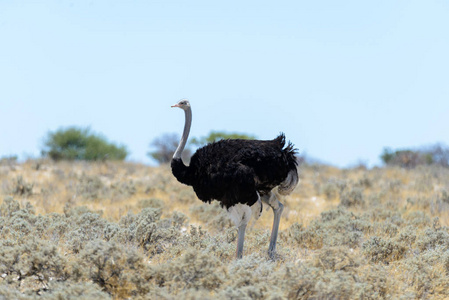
236,223,247,259
262,192,284,259
268,202,284,258
228,203,253,259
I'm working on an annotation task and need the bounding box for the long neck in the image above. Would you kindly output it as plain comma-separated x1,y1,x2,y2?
173,106,192,160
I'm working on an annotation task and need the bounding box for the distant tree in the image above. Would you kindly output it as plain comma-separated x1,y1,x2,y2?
380,148,395,165
380,148,428,168
42,127,128,161
189,131,257,147
148,133,191,164
424,143,449,167
380,144,449,168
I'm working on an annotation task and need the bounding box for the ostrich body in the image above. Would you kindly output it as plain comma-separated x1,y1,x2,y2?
171,99,298,259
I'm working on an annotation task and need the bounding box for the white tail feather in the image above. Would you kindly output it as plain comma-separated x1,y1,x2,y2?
278,169,298,195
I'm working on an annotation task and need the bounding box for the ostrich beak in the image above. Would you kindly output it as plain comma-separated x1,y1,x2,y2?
171,104,180,108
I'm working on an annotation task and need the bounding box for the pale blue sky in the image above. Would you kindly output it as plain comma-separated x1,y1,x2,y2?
1,1,448,167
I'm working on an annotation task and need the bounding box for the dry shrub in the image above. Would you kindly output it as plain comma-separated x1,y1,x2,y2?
74,174,105,200
416,227,449,252
0,196,21,217
321,178,346,200
340,186,365,207
172,188,197,204
190,201,233,232
0,238,68,289
12,176,34,197
281,263,359,299
171,211,189,229
65,211,109,253
313,246,359,271
221,254,280,299
313,270,356,298
283,264,320,299
0,198,38,240
397,249,449,298
286,207,369,249
137,198,165,210
404,210,431,228
76,239,150,298
354,265,389,299
150,250,226,294
113,208,183,256
110,180,136,200
134,208,174,253
362,236,407,264
42,282,111,300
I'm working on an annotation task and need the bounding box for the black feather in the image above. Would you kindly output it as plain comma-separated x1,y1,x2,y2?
171,133,298,209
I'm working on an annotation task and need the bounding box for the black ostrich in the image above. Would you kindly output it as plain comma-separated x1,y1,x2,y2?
171,99,298,259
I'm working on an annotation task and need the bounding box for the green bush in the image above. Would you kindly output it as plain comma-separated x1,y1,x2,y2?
42,127,128,161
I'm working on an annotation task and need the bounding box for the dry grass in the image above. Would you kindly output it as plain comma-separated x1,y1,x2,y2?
1,159,449,299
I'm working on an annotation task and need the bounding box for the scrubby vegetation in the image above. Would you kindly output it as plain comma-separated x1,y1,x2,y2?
1,159,449,299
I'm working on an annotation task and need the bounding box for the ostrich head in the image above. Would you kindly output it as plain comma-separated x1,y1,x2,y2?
171,99,190,110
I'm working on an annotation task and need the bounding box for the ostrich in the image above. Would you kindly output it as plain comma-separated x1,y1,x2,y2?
171,99,298,259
